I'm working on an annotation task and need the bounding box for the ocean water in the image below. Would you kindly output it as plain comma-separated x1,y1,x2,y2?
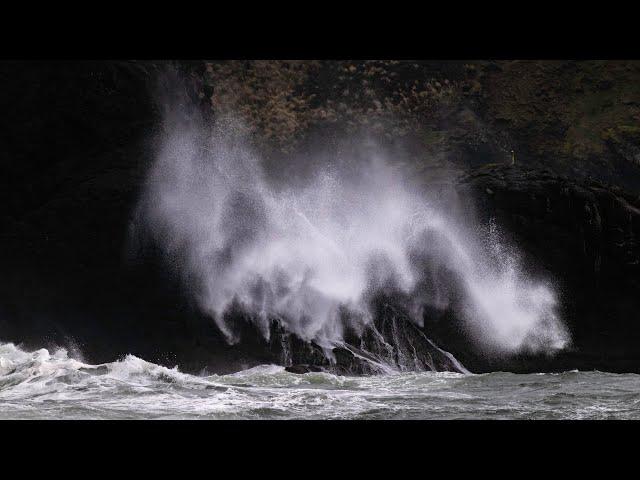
1,342,639,420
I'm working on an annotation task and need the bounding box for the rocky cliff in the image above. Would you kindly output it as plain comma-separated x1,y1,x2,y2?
2,60,640,374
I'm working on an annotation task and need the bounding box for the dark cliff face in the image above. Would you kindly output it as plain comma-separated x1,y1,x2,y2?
1,60,640,374
0,61,162,359
451,165,640,372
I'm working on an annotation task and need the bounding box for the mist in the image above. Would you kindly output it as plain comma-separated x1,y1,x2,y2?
132,88,569,358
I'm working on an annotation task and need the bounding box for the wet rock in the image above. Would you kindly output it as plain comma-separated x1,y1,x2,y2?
212,303,468,376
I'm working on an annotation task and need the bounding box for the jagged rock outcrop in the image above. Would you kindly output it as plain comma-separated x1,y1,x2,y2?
212,298,468,375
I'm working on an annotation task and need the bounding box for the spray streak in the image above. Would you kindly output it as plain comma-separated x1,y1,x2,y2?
134,112,569,356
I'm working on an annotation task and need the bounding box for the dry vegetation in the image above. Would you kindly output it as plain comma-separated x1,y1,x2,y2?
195,60,640,188
202,60,465,153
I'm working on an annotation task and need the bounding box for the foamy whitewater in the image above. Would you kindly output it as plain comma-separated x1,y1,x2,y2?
2,342,640,420
132,110,568,356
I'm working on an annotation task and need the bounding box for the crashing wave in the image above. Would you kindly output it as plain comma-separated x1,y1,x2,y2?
131,106,568,365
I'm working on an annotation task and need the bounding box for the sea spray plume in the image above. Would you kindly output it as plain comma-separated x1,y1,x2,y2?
405,217,569,354
133,93,569,357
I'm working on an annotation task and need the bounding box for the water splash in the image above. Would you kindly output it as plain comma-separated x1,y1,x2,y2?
132,109,568,356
